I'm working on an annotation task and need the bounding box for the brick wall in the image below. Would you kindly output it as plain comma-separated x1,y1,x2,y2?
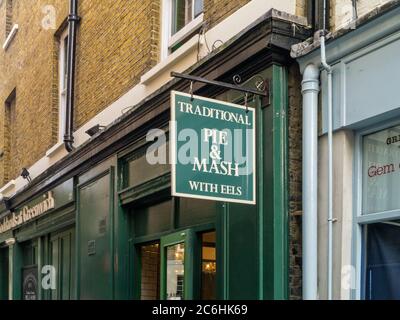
295,0,307,17
0,0,307,185
330,0,393,30
0,0,160,184
204,0,251,29
74,0,160,128
288,63,303,300
0,0,69,184
0,0,239,185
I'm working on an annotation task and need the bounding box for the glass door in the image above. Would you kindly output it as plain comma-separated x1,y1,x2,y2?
160,230,194,300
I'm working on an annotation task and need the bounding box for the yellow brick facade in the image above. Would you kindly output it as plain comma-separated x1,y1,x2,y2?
0,0,308,186
0,0,69,184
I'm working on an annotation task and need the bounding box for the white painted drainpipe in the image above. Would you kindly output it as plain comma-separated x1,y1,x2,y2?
321,34,334,301
321,0,335,301
301,64,320,300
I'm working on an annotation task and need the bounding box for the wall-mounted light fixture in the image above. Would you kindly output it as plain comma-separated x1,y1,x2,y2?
85,124,105,137
0,193,13,211
21,168,32,183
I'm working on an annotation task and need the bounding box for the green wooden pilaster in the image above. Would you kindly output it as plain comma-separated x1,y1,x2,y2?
9,242,22,300
262,64,289,300
116,159,130,300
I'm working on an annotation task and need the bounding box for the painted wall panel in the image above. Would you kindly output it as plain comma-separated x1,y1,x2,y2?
345,36,400,126
78,173,113,300
0,248,8,300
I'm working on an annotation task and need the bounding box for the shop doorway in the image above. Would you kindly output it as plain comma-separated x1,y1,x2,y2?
0,247,9,300
21,241,38,300
49,228,76,300
136,230,216,300
160,230,193,300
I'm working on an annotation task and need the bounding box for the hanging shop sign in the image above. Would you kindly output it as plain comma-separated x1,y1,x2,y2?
0,178,74,234
171,91,256,204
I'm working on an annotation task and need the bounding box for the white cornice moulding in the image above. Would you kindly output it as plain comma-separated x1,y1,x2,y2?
141,36,202,85
46,141,66,158
3,24,19,50
0,180,16,195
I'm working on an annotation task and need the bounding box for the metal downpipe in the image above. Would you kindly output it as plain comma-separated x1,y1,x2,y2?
64,0,80,152
301,64,320,300
321,0,334,300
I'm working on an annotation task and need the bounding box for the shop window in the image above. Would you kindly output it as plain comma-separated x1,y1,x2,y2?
128,142,170,188
22,241,37,267
201,231,216,300
360,124,400,299
140,243,160,300
133,200,172,238
364,221,400,300
178,198,217,228
58,29,69,141
362,125,400,214
161,0,204,59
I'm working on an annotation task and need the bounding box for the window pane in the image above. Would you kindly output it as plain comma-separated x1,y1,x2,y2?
63,35,68,90
140,243,160,300
365,222,400,299
194,0,203,18
166,243,185,300
128,142,170,187
172,0,187,35
178,198,217,228
134,200,172,237
362,125,400,214
201,231,216,300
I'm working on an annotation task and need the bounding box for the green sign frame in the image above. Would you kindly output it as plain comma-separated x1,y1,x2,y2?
171,91,256,205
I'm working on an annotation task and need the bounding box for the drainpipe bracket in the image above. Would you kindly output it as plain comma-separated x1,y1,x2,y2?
68,14,81,22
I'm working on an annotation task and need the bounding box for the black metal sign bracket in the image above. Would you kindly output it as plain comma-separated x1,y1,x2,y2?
171,72,269,98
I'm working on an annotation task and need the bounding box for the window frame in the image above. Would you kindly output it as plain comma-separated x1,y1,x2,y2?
353,119,400,299
161,0,204,60
58,28,69,142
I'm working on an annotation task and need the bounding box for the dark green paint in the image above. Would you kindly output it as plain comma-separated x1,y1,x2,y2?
10,243,22,300
15,178,74,214
77,168,114,300
49,228,75,300
262,65,289,299
172,91,256,204
120,65,290,300
0,247,9,300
